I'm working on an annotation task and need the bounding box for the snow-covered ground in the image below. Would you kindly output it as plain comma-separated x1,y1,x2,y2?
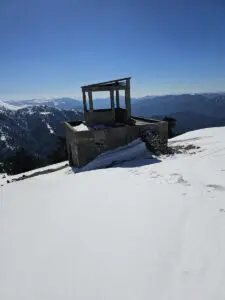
73,123,119,132
1,127,225,300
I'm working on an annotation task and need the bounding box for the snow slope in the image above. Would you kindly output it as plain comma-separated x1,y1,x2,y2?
0,100,22,110
1,127,225,300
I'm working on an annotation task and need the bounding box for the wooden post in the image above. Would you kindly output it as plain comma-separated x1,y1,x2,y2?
82,90,87,111
88,91,93,111
116,88,120,108
110,89,115,121
110,90,115,109
125,78,131,118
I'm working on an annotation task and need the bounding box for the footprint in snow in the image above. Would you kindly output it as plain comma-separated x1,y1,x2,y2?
206,184,225,192
150,171,161,178
130,169,140,175
167,173,191,186
219,208,225,213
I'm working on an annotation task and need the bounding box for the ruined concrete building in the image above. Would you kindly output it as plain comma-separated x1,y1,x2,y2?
65,77,168,167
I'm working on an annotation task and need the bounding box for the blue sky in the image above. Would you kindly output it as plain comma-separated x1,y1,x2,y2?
0,0,225,100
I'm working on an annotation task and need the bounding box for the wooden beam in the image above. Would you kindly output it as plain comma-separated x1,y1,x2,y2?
110,90,115,121
81,77,131,88
116,89,120,108
82,84,126,93
88,91,93,111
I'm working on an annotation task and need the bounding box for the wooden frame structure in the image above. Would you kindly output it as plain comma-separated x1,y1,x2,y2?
81,77,131,125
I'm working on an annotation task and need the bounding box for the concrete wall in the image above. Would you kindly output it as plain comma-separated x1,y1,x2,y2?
85,108,129,125
85,109,115,125
65,120,168,168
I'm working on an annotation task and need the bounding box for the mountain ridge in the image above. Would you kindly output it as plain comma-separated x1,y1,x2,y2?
3,97,83,110
0,105,83,161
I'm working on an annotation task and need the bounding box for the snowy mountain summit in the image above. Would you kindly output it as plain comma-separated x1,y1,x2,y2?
0,100,21,110
1,127,225,300
4,97,82,110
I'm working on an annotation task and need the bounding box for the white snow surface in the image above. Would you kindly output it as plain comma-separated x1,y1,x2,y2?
73,123,117,132
1,127,225,300
73,122,89,131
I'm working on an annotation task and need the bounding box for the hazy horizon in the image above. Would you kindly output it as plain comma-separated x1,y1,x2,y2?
2,90,225,102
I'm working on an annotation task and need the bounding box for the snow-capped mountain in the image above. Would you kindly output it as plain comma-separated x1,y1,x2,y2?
0,100,22,110
4,97,83,110
1,127,225,300
0,105,83,160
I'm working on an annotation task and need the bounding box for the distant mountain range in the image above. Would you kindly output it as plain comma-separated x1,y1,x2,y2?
2,96,128,110
132,93,225,134
2,93,225,115
132,93,225,118
1,92,225,163
3,97,83,110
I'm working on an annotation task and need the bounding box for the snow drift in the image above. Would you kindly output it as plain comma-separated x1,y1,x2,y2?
80,138,150,172
1,127,225,300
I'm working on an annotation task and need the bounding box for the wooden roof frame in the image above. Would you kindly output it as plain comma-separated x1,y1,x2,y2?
81,77,131,92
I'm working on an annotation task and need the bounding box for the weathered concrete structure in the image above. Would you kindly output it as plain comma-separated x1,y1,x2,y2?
65,77,168,167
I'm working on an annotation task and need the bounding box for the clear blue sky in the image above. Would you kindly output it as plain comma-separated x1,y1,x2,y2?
0,0,225,100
